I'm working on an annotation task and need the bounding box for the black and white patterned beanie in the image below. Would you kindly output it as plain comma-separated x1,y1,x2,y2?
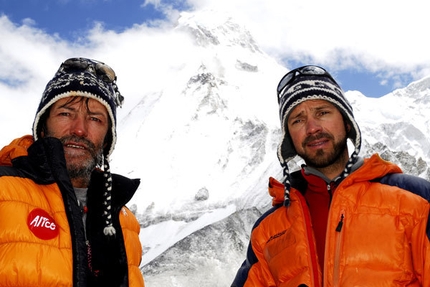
32,57,124,236
277,73,361,206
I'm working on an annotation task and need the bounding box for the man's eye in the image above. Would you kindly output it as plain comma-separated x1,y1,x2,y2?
290,119,302,125
90,117,102,122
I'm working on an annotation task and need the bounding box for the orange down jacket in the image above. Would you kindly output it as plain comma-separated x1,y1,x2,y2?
0,135,144,287
232,154,430,287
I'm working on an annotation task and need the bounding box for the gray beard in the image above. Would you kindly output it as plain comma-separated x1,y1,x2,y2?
66,153,102,181
44,133,104,184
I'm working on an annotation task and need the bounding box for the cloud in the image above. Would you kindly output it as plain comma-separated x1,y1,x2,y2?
182,0,430,74
0,8,198,146
1,0,430,146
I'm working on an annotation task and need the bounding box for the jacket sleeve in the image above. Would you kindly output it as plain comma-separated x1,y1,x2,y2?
231,244,261,286
378,173,430,201
410,201,430,286
378,173,430,238
379,172,430,285
119,206,145,287
423,223,430,286
231,208,278,287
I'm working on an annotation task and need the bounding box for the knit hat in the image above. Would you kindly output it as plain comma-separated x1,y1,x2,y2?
276,65,361,206
32,57,124,236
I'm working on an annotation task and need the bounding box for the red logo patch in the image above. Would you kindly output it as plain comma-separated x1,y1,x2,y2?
27,208,59,240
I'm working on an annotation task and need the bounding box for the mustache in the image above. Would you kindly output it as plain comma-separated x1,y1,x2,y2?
302,132,334,146
59,135,97,151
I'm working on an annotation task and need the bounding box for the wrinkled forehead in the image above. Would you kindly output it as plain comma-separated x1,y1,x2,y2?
50,95,108,112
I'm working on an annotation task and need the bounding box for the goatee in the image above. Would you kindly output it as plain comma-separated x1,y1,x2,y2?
300,132,348,168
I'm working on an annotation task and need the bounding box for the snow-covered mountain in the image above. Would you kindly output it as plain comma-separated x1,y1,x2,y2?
109,10,430,287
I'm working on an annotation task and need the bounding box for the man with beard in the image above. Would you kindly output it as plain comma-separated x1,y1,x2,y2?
0,58,144,286
232,65,430,286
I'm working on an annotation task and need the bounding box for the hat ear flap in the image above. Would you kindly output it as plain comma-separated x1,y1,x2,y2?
278,133,296,165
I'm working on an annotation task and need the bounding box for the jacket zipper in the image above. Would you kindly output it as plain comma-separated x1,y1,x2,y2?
297,192,321,287
333,211,345,287
86,240,100,278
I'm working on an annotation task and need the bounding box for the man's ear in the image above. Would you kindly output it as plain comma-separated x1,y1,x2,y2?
345,122,351,133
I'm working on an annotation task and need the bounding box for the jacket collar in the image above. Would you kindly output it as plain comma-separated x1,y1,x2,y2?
10,136,66,184
302,156,365,184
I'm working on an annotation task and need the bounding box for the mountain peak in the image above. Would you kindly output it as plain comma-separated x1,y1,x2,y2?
391,75,430,102
175,9,261,52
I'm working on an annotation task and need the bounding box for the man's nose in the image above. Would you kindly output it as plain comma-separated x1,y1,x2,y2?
70,116,88,137
306,117,322,135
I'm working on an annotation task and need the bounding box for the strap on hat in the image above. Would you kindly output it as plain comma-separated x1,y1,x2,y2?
102,158,116,237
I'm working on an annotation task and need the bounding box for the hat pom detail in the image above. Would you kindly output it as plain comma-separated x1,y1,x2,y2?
103,225,116,236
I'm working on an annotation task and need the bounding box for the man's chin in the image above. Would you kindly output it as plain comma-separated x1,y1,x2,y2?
66,161,96,178
65,156,95,169
301,151,333,168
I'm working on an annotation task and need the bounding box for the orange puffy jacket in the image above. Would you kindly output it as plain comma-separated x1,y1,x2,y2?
232,154,430,286
0,135,144,287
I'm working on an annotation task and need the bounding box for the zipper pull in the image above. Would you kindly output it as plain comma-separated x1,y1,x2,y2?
335,214,344,232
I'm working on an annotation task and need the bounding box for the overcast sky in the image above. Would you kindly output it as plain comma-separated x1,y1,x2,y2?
1,0,430,146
